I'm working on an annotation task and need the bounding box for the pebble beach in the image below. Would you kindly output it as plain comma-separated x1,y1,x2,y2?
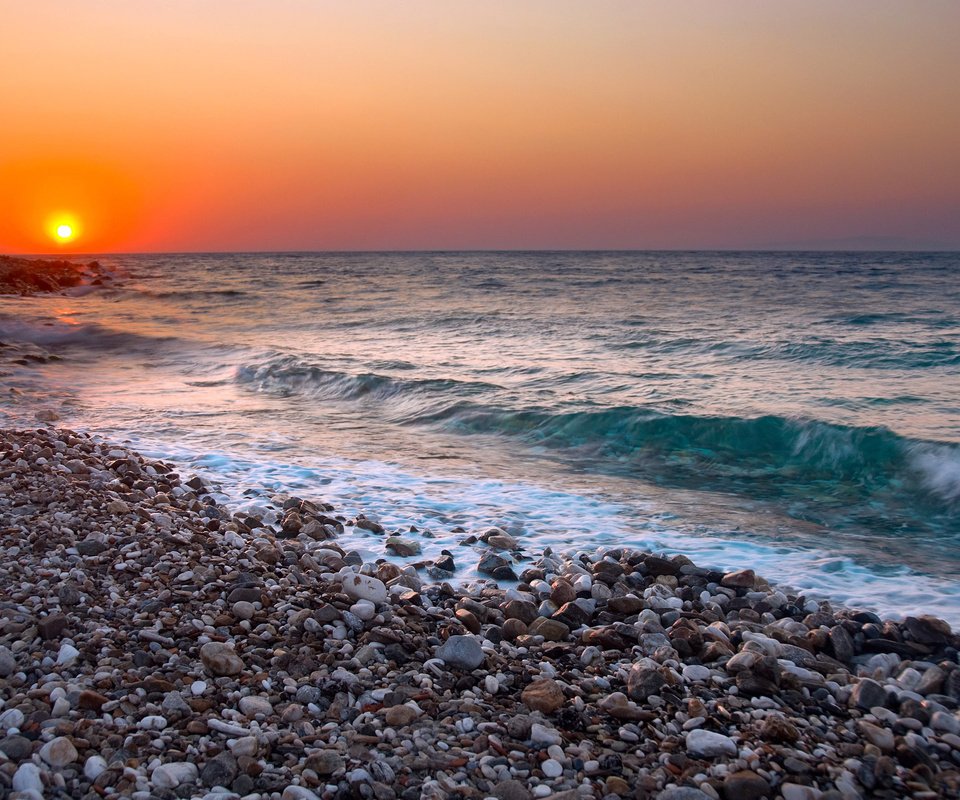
1,425,959,800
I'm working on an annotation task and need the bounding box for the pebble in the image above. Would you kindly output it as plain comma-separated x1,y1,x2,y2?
56,642,80,666
0,645,16,677
340,572,388,604
494,779,533,800
84,755,108,781
0,427,956,800
722,770,770,799
229,735,260,757
858,720,894,751
39,736,78,768
232,599,256,619
850,678,887,710
682,664,711,683
522,678,565,713
384,703,419,726
685,729,738,758
541,757,564,777
436,634,485,669
283,788,323,800
238,695,273,717
13,762,44,793
152,761,199,788
656,788,712,800
199,641,244,676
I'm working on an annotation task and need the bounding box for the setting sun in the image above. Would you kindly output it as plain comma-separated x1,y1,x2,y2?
47,214,81,247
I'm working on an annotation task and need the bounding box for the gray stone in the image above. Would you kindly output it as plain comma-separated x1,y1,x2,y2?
306,750,345,776
829,624,855,663
436,635,485,670
0,735,32,760
685,729,737,758
627,664,667,700
0,645,15,677
13,762,44,794
238,695,273,717
493,779,533,800
201,752,238,787
656,789,712,800
152,761,199,788
850,678,887,710
857,720,894,751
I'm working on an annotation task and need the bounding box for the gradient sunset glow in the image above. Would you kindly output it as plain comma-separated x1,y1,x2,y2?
2,1,958,253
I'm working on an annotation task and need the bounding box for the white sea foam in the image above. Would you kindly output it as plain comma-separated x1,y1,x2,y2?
122,434,960,626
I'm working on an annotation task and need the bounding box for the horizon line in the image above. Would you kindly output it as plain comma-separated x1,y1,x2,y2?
9,246,960,258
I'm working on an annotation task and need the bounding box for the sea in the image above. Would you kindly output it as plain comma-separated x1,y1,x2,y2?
2,251,959,622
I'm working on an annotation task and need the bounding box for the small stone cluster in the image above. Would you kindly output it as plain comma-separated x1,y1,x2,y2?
1,427,959,800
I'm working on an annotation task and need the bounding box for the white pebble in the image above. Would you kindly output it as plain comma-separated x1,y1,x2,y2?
152,761,198,788
13,763,44,793
84,755,108,780
56,643,80,666
541,758,563,777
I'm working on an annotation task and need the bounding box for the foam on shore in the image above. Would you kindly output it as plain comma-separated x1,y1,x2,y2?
1,426,958,800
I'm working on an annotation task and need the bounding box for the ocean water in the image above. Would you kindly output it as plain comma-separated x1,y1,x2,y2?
2,251,959,621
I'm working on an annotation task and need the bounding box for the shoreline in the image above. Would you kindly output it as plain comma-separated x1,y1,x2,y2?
0,427,958,799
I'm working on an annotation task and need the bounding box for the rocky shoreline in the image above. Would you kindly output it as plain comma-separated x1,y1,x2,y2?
0,256,108,295
1,427,958,800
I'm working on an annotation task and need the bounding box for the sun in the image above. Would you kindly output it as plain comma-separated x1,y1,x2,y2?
48,214,81,246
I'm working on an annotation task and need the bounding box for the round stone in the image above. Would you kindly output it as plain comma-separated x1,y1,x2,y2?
436,635,485,670
238,695,273,717
200,641,244,676
84,755,109,781
232,600,256,620
541,758,563,778
39,736,78,768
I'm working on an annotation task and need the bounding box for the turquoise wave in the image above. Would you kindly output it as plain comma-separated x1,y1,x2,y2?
235,356,960,532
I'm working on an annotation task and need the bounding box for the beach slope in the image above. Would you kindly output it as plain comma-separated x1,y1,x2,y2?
0,427,958,799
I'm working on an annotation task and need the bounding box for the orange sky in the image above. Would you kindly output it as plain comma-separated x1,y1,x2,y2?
2,1,958,253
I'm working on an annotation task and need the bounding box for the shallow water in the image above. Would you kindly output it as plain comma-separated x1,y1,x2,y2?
2,251,959,620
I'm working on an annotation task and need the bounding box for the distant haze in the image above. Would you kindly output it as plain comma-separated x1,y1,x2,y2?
1,1,958,253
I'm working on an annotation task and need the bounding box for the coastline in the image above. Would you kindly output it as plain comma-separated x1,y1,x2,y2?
1,427,958,799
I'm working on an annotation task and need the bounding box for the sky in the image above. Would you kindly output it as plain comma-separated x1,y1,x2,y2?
1,1,958,253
